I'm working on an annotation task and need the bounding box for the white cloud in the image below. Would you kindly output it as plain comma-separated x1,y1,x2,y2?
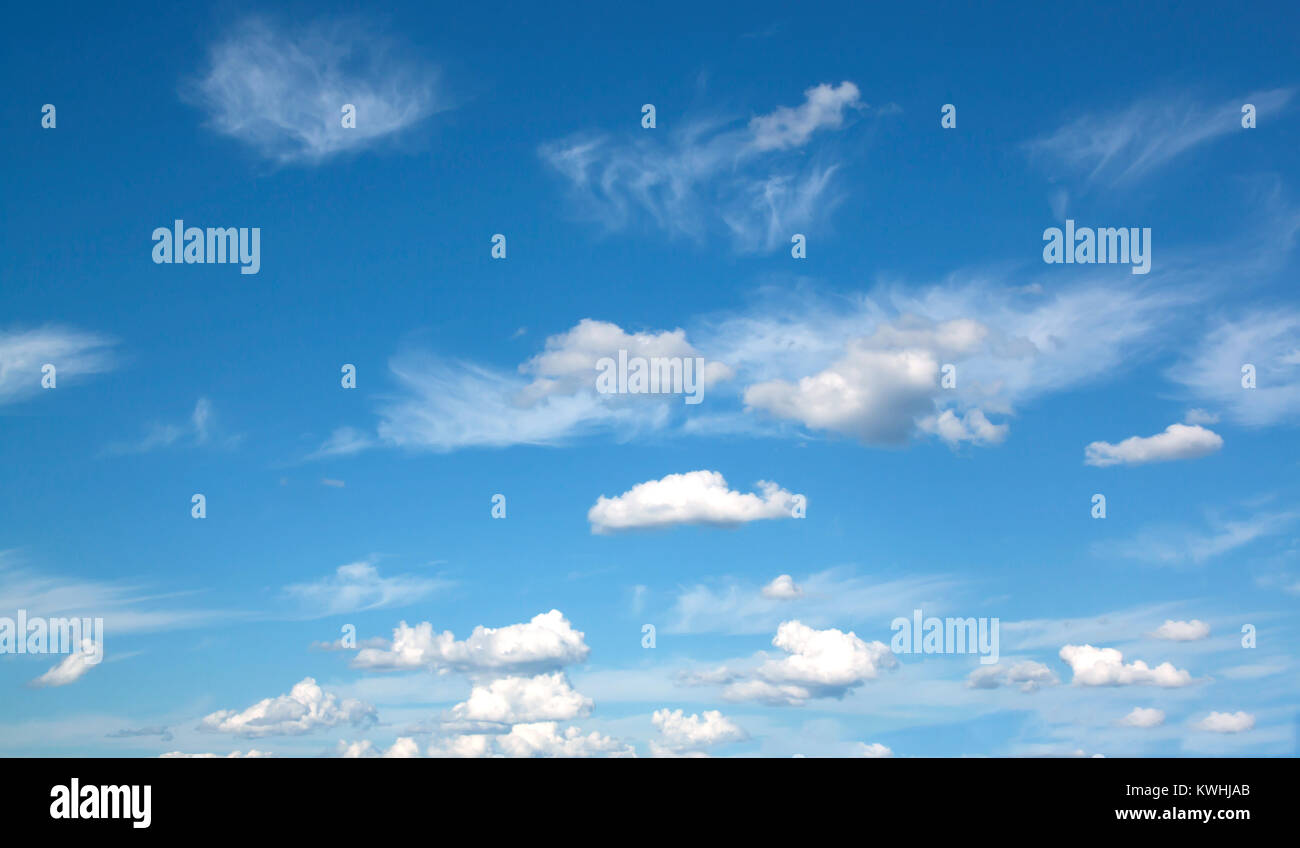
919,408,1009,447
651,708,746,754
160,749,271,758
856,742,894,758
447,673,592,725
283,560,449,618
760,574,803,600
30,640,101,688
1172,307,1300,426
199,677,377,737
188,16,444,164
1058,644,1193,688
336,737,420,758
495,722,636,758
104,397,238,455
724,620,897,705
1192,711,1255,733
353,609,590,674
541,82,866,252
427,734,494,759
1151,619,1210,641
1118,707,1166,728
0,326,114,406
588,470,801,533
743,317,990,445
1025,89,1294,187
966,660,1057,693
1084,423,1223,467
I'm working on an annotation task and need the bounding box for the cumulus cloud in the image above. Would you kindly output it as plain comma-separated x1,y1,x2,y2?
588,470,801,533
187,16,444,164
1150,619,1210,641
336,737,420,758
651,709,746,755
856,742,894,758
29,640,101,688
1118,707,1166,728
541,82,866,252
352,609,590,674
1058,644,1193,687
199,677,377,737
723,620,897,705
283,559,450,618
1084,423,1223,467
966,660,1057,693
0,326,114,406
160,749,272,758
495,722,636,758
743,317,991,445
760,574,803,600
447,673,592,725
1192,711,1255,733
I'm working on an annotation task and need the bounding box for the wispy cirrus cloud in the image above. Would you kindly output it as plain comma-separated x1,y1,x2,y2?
1024,88,1294,187
282,559,450,619
541,81,869,252
187,16,446,165
0,326,115,406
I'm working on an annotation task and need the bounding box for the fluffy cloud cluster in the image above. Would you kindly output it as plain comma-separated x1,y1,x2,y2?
199,678,377,737
723,620,897,705
353,609,590,673
856,742,894,758
588,470,802,533
966,660,1057,693
1084,423,1223,467
1058,645,1193,687
447,672,592,725
651,709,746,756
743,318,993,445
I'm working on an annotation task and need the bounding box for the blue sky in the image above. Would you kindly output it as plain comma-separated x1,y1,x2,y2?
1,0,1298,757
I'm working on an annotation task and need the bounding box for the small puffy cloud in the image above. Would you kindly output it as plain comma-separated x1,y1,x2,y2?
1059,644,1193,688
496,723,636,758
283,559,449,618
966,660,1057,693
187,16,444,164
1192,711,1255,733
30,640,101,688
336,737,420,758
353,609,590,674
748,81,863,151
743,317,992,445
517,318,732,404
760,574,803,600
1151,619,1210,641
1118,707,1166,728
199,677,377,737
447,673,592,725
588,470,801,533
160,750,271,758
1084,423,1223,467
856,742,894,758
427,735,494,759
725,620,896,705
919,408,1009,447
651,709,746,754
